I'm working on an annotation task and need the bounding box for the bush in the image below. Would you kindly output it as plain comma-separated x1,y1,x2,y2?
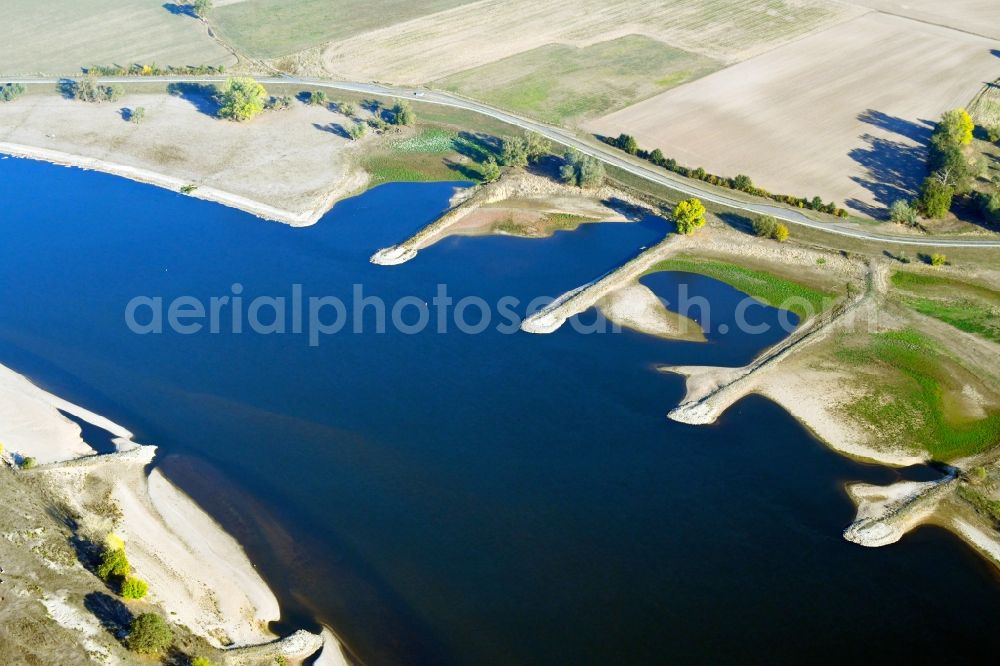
97,545,130,580
127,613,173,655
307,90,328,106
674,198,706,235
480,157,501,183
130,107,145,124
752,215,777,238
988,124,1000,143
0,83,25,102
773,223,789,242
20,456,37,470
191,658,218,666
560,148,604,188
218,77,268,122
390,101,414,126
889,199,918,227
121,576,148,600
930,253,947,267
266,95,291,111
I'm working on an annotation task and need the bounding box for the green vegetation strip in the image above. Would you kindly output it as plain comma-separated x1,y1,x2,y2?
646,258,832,320
891,271,1000,343
836,329,1000,460
958,485,1000,527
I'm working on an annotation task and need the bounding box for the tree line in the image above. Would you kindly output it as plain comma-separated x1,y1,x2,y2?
85,63,226,77
604,133,849,218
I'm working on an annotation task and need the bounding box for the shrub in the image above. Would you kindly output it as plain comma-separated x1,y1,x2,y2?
390,101,414,126
930,253,946,267
266,95,291,111
615,133,638,155
752,215,777,238
773,223,789,242
339,102,356,117
560,148,604,188
97,545,130,580
307,90,328,106
348,122,366,140
130,107,145,124
218,77,268,122
0,83,26,102
673,198,706,235
987,124,1000,143
969,466,988,484
127,613,173,655
191,0,212,18
20,456,37,470
121,576,148,600
889,199,918,227
191,658,217,666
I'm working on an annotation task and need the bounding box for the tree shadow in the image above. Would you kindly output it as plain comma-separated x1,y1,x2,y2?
163,3,196,18
444,158,482,181
716,211,756,235
602,197,653,222
455,131,501,163
313,122,350,138
57,79,77,99
525,154,564,180
847,134,929,218
166,82,219,117
84,591,133,640
857,109,934,144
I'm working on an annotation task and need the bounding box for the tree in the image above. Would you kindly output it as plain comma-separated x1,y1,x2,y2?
930,253,946,267
500,136,528,167
649,148,665,165
130,107,145,124
481,157,501,183
127,613,173,655
616,133,638,155
559,148,604,188
524,132,550,163
733,174,753,192
121,576,148,600
339,102,356,117
97,545,130,580
752,215,777,238
889,199,918,227
674,198,706,235
307,90,328,106
773,223,789,242
917,177,954,218
218,77,267,122
937,108,974,146
348,122,367,140
191,0,212,18
391,101,414,126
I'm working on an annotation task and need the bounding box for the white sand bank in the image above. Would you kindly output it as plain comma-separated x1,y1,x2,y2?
598,282,705,342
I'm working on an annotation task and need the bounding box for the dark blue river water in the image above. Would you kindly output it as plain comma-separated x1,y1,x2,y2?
0,157,997,665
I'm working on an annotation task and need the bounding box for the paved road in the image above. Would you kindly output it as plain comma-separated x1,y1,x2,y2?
9,75,1000,249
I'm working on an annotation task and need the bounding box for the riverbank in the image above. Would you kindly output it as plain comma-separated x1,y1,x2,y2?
0,361,344,663
0,91,370,226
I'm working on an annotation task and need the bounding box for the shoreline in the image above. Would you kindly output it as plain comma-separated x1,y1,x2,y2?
0,359,345,662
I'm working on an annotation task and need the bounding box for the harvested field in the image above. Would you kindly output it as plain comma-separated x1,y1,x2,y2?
319,0,860,84
846,0,1000,39
585,12,1000,218
213,0,479,58
0,0,234,77
0,90,366,224
438,35,721,125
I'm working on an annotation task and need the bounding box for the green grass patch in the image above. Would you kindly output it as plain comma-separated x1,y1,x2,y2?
958,485,1000,526
836,329,1000,460
891,271,1000,343
390,128,460,154
438,35,720,125
646,257,833,320
213,0,477,59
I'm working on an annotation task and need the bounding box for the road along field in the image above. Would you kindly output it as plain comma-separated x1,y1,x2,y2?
584,11,1000,217
317,0,861,84
844,0,1000,39
0,0,234,77
437,35,722,125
